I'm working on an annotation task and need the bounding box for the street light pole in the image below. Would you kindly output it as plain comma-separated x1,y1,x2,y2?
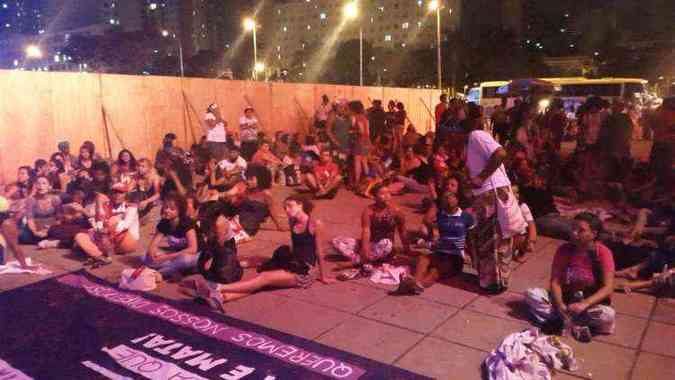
435,7,442,91
344,2,362,86
252,24,258,81
359,27,363,86
243,18,258,81
178,40,184,78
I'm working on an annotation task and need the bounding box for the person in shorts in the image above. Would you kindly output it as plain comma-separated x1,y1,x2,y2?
397,191,475,294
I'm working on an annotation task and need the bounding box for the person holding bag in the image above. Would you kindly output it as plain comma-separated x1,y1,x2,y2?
465,106,522,294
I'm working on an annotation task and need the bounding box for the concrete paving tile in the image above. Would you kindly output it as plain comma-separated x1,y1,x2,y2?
224,293,351,340
419,275,483,308
562,339,636,380
595,313,649,349
358,295,459,334
431,310,530,352
395,336,485,380
316,315,424,364
280,281,387,313
642,321,675,358
631,352,675,380
652,298,675,325
612,291,656,319
466,291,532,323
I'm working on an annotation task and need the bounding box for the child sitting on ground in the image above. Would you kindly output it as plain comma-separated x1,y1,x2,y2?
397,191,475,294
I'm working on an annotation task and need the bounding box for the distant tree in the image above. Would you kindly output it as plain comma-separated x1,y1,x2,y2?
60,31,157,74
321,38,376,85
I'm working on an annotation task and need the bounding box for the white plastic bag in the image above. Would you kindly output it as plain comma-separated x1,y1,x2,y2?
119,267,162,292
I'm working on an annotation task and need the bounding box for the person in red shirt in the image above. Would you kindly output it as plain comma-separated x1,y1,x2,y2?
525,212,616,341
434,94,448,130
305,150,343,199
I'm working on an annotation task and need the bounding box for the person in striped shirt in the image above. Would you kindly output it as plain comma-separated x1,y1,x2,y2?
397,191,475,294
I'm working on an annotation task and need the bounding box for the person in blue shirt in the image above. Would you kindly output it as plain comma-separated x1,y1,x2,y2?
398,191,476,294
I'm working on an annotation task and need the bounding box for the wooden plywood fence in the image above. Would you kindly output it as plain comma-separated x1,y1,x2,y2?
0,70,440,182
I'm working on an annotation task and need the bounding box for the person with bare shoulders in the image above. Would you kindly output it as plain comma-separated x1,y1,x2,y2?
348,100,371,186
333,184,410,279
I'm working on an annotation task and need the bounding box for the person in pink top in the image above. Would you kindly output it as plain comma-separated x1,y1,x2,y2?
526,212,616,341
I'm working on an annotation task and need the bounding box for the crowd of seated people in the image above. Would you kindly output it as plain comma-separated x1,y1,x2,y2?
0,94,673,344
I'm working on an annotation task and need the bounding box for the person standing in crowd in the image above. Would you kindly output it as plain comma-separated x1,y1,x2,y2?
349,100,371,186
490,97,510,144
367,99,387,144
435,94,449,130
313,94,332,139
465,111,516,293
526,213,616,341
599,98,633,182
541,98,568,152
393,102,407,151
239,107,260,161
649,96,675,188
204,103,228,161
327,99,352,164
155,133,185,170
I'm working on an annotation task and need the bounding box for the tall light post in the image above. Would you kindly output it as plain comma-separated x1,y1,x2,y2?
243,18,258,80
343,1,363,86
162,30,184,78
428,0,442,91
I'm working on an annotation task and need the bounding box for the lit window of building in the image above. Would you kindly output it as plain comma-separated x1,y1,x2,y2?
320,12,326,19
384,34,392,41
402,22,409,29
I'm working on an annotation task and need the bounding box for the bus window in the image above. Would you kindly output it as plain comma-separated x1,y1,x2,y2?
561,84,621,97
482,86,501,98
624,83,645,96
467,87,480,104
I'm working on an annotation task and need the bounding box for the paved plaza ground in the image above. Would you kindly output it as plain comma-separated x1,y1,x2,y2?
2,181,674,380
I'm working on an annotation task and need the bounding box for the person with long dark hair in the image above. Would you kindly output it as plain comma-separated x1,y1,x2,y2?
349,100,371,186
144,193,198,277
194,195,334,310
526,213,616,341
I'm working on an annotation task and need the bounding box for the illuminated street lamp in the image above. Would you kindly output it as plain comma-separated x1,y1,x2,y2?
162,29,184,77
25,45,43,59
427,1,444,90
343,1,363,86
243,17,259,80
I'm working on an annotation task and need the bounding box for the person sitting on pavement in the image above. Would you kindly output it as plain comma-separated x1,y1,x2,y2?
194,196,334,310
333,183,410,279
525,212,616,342
74,183,140,268
144,193,199,279
304,149,343,199
398,191,476,294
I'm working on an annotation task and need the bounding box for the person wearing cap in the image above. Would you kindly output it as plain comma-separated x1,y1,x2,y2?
314,95,332,139
204,103,228,161
155,133,185,173
73,183,139,267
239,107,260,161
